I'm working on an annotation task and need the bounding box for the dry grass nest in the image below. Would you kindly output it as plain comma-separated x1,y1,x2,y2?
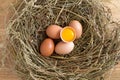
7,0,120,80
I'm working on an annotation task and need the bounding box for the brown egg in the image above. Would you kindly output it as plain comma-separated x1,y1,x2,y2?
69,20,83,39
46,25,62,39
55,41,74,55
40,38,54,57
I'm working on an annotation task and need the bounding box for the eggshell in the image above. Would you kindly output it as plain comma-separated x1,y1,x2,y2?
46,25,62,39
40,38,54,57
60,27,76,42
69,20,82,39
55,41,74,55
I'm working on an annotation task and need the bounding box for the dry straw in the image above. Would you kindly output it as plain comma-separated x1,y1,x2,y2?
7,0,120,80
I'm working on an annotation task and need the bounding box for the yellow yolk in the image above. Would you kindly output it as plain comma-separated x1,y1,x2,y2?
61,27,76,42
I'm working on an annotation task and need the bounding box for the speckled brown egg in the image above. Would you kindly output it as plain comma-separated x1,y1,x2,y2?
40,38,55,57
46,25,62,39
69,20,83,39
55,41,74,55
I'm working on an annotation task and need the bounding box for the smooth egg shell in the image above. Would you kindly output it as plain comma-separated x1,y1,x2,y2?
55,41,74,55
40,38,54,57
46,25,62,39
69,20,82,39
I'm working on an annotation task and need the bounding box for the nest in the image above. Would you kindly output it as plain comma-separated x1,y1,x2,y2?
7,0,120,80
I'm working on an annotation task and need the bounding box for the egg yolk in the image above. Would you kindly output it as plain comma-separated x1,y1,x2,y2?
61,27,75,42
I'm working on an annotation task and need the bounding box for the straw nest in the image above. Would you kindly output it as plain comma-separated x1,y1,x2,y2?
7,0,120,80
